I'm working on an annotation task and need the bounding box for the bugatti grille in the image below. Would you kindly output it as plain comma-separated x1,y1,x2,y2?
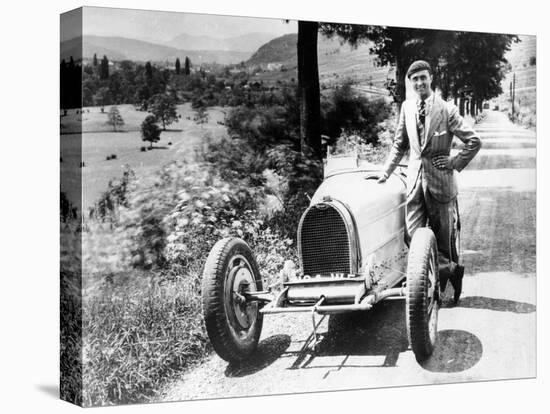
300,204,351,276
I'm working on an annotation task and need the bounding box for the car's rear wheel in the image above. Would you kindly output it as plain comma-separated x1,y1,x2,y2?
406,228,439,361
202,238,263,362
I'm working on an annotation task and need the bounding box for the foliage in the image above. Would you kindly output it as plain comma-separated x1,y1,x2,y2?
90,166,136,221
140,115,161,148
193,104,209,128
93,87,111,112
148,93,179,130
438,32,518,102
106,105,125,132
100,55,109,80
321,80,392,145
175,58,180,75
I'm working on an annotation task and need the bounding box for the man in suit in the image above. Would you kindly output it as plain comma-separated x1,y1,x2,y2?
377,60,481,303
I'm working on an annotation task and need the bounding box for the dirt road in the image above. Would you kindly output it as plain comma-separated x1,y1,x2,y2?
162,110,536,401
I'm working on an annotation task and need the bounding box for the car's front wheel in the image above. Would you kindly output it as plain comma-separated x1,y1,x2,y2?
202,238,263,362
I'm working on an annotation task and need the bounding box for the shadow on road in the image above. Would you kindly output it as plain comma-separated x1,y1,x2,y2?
420,330,483,373
321,301,409,362
224,334,291,378
283,301,483,374
455,296,536,313
282,301,409,371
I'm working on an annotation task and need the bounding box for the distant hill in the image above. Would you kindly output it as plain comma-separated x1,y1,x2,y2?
61,35,252,64
165,32,277,52
247,33,298,65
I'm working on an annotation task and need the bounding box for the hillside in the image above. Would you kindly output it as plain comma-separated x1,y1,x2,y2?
247,33,298,65
247,33,392,91
499,34,536,109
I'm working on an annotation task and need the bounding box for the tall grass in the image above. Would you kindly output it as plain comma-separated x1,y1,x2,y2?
82,265,209,405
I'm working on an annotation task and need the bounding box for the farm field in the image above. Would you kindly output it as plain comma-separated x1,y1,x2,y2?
60,103,228,213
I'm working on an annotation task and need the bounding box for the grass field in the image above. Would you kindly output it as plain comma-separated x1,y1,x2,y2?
60,103,229,213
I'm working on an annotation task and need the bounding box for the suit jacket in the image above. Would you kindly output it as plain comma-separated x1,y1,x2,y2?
383,95,481,203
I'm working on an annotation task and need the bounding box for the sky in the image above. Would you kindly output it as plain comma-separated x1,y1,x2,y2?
61,6,298,43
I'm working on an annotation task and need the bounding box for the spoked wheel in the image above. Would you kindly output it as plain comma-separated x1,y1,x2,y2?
406,228,439,362
202,238,263,362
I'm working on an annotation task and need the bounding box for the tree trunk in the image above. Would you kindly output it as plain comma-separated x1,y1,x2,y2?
394,57,407,113
459,95,465,117
297,21,321,159
454,96,458,106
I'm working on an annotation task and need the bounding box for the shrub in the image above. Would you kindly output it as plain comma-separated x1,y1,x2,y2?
321,80,392,145
140,146,146,152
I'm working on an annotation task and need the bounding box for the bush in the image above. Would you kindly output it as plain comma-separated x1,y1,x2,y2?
321,80,392,145
140,146,146,152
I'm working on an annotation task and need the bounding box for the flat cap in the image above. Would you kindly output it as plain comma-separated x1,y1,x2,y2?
406,60,432,78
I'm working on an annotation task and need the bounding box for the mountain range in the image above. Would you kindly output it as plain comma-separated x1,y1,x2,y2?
61,34,266,64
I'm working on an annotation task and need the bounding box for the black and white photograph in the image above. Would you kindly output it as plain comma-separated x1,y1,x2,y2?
58,4,537,407
2,0,547,413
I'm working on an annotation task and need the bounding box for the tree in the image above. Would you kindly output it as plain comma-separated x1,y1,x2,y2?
93,87,111,113
100,55,109,80
106,105,124,132
141,114,161,148
145,61,153,81
175,58,181,75
193,102,209,128
93,53,98,67
296,22,376,158
297,21,322,159
438,32,517,114
148,93,179,130
184,56,191,75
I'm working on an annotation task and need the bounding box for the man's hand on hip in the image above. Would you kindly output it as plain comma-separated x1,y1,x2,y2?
377,172,389,183
432,155,454,170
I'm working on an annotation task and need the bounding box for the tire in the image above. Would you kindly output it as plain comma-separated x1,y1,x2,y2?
202,237,264,362
406,228,439,362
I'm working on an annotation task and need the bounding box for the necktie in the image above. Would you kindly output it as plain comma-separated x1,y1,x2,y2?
418,99,426,145
419,99,426,126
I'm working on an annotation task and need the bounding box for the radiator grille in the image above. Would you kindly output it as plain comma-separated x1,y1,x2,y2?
299,204,351,276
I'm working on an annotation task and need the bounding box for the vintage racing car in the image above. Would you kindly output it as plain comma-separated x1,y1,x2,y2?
201,152,442,363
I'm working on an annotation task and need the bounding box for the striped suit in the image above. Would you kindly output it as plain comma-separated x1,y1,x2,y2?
382,94,481,273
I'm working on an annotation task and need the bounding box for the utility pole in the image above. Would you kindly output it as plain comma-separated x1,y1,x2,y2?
511,73,516,120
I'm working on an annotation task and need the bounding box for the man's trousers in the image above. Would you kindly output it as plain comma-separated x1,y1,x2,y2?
405,174,460,275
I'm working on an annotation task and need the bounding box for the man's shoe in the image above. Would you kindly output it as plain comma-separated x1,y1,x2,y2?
450,265,464,304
